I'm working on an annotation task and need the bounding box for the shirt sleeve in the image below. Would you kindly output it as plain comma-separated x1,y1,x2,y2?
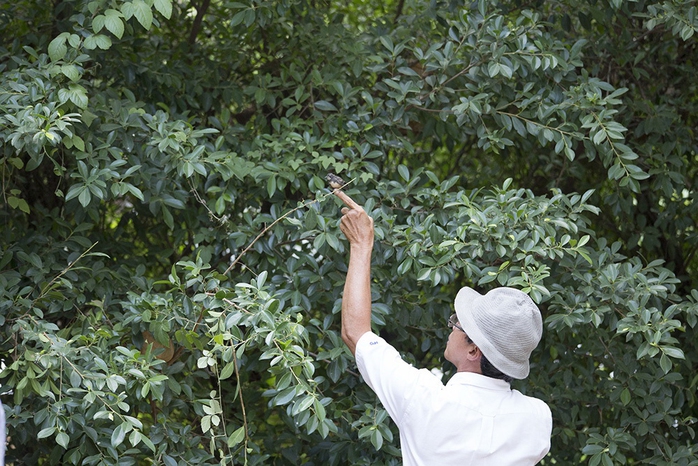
355,331,439,427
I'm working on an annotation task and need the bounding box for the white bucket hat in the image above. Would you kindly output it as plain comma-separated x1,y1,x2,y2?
454,287,543,379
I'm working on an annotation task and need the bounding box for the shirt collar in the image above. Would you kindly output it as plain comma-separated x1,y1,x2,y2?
446,372,512,391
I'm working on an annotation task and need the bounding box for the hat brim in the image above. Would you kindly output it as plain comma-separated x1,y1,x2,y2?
454,286,481,326
454,286,485,344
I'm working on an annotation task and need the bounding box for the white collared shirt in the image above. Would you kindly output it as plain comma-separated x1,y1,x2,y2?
355,332,552,466
0,398,5,465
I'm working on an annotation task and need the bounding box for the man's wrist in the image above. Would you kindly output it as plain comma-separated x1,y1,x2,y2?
350,242,373,255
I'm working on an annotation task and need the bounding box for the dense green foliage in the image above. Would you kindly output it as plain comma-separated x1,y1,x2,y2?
2,0,698,464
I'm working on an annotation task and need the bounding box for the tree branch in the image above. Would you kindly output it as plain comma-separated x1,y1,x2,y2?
394,0,405,23
188,0,211,46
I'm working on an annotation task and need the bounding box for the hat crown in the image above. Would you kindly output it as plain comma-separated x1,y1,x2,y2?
454,287,543,379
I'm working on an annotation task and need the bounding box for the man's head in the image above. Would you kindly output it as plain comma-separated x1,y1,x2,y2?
453,287,543,380
445,314,513,382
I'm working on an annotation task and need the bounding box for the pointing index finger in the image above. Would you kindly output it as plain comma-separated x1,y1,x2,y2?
334,190,362,210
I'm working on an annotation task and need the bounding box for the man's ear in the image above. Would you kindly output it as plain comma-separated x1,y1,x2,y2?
466,344,482,362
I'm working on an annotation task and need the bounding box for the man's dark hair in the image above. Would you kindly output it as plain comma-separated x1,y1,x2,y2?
465,335,513,384
480,353,513,383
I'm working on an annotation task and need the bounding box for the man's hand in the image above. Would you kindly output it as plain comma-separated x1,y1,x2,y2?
335,190,374,248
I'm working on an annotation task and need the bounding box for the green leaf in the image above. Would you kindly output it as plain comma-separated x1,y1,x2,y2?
153,0,172,19
662,346,685,359
129,429,142,446
243,8,256,26
219,362,235,380
267,175,277,197
69,370,82,388
227,426,245,447
78,186,92,206
659,353,672,373
141,435,156,453
121,2,134,20
292,394,315,415
397,66,419,76
607,163,624,180
162,206,174,229
72,135,85,151
488,62,500,77
162,196,185,209
592,129,606,145
83,35,97,50
93,34,113,50
111,423,126,447
201,414,211,433
60,64,80,82
37,427,56,439
370,428,384,450
398,164,410,181
274,387,296,406
48,34,68,61
104,10,125,39
314,100,337,112
132,0,154,30
65,185,85,202
65,84,88,108
8,196,30,214
230,10,246,27
379,36,393,53
56,431,70,449
499,64,513,78
93,15,106,33
583,444,605,455
620,387,631,405
126,184,145,201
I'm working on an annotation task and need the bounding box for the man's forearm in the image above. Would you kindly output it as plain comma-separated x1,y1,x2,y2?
341,243,373,355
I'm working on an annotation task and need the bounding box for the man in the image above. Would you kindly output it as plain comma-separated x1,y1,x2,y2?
335,189,552,465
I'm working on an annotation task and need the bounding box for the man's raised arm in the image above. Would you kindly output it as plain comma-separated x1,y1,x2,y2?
335,190,374,355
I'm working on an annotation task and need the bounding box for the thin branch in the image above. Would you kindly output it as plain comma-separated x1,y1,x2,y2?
189,180,224,224
188,0,212,46
223,179,355,276
37,242,99,300
232,344,249,463
394,0,405,23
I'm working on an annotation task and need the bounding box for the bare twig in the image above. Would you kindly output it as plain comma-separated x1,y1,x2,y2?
223,178,356,276
232,344,249,462
38,242,99,300
189,180,225,224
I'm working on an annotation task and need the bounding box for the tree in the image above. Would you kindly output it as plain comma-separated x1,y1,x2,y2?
1,0,697,464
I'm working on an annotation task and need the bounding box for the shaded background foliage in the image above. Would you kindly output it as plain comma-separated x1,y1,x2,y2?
1,0,698,464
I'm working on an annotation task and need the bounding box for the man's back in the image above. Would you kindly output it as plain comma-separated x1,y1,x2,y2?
356,332,552,466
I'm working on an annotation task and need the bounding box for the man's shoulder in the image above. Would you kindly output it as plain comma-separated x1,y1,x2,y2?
355,332,443,385
510,389,552,417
